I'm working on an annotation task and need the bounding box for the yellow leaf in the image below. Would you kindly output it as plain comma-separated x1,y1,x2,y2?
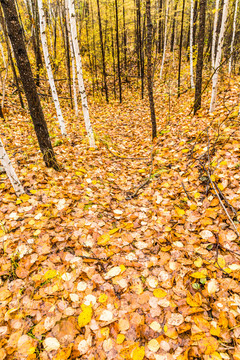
16,199,22,204
153,288,167,298
0,183,5,189
44,269,58,280
194,258,203,268
194,192,201,199
210,325,221,337
98,294,108,303
164,325,178,339
190,269,207,278
30,190,37,194
78,304,93,328
218,183,224,191
175,207,185,217
210,175,216,182
215,256,225,269
28,219,35,226
186,292,202,307
197,336,219,355
98,233,110,246
19,194,30,202
33,229,41,236
182,149,189,153
131,346,145,360
120,265,126,273
116,334,125,344
109,228,119,235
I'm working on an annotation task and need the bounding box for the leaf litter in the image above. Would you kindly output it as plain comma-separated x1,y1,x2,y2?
0,77,240,359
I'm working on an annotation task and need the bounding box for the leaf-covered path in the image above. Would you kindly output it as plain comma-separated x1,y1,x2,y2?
1,79,240,359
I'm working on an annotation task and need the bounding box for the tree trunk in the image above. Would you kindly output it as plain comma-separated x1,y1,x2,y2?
194,0,206,114
228,0,238,74
146,0,157,140
115,0,122,103
38,0,66,136
0,138,25,196
67,0,95,147
1,0,58,169
177,0,186,97
212,0,220,68
190,0,195,88
160,0,169,79
170,0,178,52
96,0,108,102
210,0,229,112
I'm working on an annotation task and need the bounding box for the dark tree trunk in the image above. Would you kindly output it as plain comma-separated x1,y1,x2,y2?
146,0,157,140
158,0,163,53
194,0,206,114
170,0,178,52
115,0,122,103
123,0,127,71
0,8,25,108
30,0,43,87
0,105,4,119
97,0,108,102
1,0,58,169
136,0,141,76
177,0,186,97
193,0,198,46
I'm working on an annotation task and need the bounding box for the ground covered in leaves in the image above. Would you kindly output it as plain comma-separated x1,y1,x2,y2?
1,75,240,360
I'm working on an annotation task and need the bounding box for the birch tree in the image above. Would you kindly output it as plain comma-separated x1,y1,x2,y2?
38,0,66,136
211,0,220,69
160,0,169,80
67,0,95,148
190,0,195,88
209,0,229,113
228,0,239,74
0,139,24,196
1,0,58,169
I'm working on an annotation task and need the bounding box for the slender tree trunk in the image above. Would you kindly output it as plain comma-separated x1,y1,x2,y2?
190,0,195,88
96,0,108,102
170,0,178,52
115,0,122,103
38,0,66,136
194,0,206,113
158,0,163,53
160,0,169,79
31,0,43,87
193,0,198,46
1,0,58,169
67,0,95,147
0,11,25,108
177,0,186,97
0,138,25,196
228,0,238,74
146,0,157,139
123,0,127,71
212,0,220,68
210,0,229,112
62,2,73,108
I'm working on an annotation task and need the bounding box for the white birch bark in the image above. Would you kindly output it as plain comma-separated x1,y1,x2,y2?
0,139,24,196
0,42,6,68
209,0,229,113
228,0,239,74
190,0,194,88
160,0,169,80
38,0,66,136
65,0,78,117
67,0,95,147
212,0,220,69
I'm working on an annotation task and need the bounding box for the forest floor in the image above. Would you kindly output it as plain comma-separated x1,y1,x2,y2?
1,74,240,360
